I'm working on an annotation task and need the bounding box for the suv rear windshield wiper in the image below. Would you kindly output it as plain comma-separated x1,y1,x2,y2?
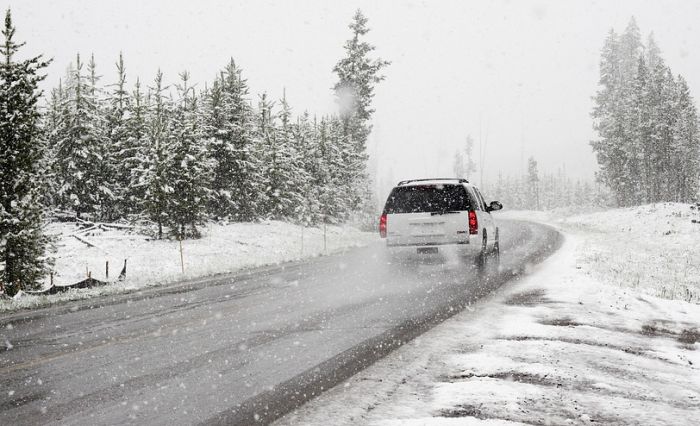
430,210,460,216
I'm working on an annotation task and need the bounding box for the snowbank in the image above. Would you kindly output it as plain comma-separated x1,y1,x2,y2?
499,203,700,302
1,221,376,312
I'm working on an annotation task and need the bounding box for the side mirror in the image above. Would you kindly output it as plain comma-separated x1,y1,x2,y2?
487,201,503,212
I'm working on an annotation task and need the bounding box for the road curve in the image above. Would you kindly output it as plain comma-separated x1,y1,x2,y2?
0,219,561,425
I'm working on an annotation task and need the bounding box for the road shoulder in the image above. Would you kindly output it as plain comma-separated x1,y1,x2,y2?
275,230,700,425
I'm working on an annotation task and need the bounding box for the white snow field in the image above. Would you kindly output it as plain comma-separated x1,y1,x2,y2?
1,221,375,312
501,203,700,303
276,204,700,425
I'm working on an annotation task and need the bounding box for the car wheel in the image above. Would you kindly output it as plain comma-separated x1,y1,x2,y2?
475,235,488,268
491,241,500,264
491,228,500,264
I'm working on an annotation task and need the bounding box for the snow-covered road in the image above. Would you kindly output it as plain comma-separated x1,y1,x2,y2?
0,220,559,425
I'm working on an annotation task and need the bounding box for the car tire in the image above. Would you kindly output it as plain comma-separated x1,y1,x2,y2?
491,228,500,264
476,235,488,268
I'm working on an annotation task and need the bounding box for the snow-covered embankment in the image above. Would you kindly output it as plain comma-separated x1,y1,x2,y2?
1,221,376,312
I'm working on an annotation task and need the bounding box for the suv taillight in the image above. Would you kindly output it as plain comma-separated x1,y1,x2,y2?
379,214,388,238
468,210,478,235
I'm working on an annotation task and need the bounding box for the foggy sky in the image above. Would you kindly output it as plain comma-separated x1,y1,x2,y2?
4,0,700,195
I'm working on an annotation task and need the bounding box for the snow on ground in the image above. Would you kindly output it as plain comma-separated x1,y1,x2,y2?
276,204,700,425
501,203,700,303
1,221,375,312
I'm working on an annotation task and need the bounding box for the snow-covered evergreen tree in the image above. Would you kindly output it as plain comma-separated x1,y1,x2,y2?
312,116,348,222
452,150,465,179
54,53,107,219
329,116,359,219
333,9,389,219
138,70,172,239
42,80,65,210
293,112,322,224
164,72,212,238
631,54,652,203
256,92,303,220
619,17,642,83
591,29,625,204
105,52,133,219
592,18,700,205
0,9,52,295
122,78,148,216
333,9,389,149
464,135,477,181
205,59,261,221
484,167,604,212
452,135,477,180
672,76,700,201
85,54,117,220
526,157,540,210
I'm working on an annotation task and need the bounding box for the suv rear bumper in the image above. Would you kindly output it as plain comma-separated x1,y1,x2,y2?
385,241,482,258
386,240,470,247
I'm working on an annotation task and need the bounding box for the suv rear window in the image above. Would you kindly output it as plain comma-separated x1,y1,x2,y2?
383,184,474,214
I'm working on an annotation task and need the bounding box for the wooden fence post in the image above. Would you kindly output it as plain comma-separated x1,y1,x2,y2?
179,238,185,274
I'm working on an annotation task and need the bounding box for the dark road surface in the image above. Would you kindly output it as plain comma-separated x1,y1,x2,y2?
0,220,561,425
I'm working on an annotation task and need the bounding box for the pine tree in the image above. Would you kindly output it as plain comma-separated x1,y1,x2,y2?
527,157,540,210
330,115,359,219
333,10,389,147
293,112,322,224
315,116,348,222
257,92,302,220
116,79,150,219
314,117,335,222
165,71,212,238
105,52,132,219
0,9,52,295
646,33,663,71
630,54,651,203
591,19,700,206
42,80,65,210
84,54,116,221
205,59,261,221
672,76,700,201
54,53,107,218
619,17,642,82
123,78,148,215
333,9,389,219
202,75,225,217
464,135,477,180
591,29,627,204
452,149,465,178
138,70,171,239
451,136,478,182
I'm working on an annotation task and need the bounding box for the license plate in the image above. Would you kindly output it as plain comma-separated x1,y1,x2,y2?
417,247,439,254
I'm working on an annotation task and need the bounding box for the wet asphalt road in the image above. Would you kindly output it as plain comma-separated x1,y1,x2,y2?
0,219,561,425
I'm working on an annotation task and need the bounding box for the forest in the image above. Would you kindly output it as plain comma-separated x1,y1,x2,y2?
0,9,388,294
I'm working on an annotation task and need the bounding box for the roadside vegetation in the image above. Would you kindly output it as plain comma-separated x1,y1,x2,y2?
0,9,387,296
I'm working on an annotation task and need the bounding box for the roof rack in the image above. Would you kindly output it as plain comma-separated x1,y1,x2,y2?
397,178,469,186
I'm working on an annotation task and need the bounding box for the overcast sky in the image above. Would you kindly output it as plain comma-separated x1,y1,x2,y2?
4,0,700,195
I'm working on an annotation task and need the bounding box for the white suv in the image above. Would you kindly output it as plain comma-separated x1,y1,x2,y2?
379,178,502,261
